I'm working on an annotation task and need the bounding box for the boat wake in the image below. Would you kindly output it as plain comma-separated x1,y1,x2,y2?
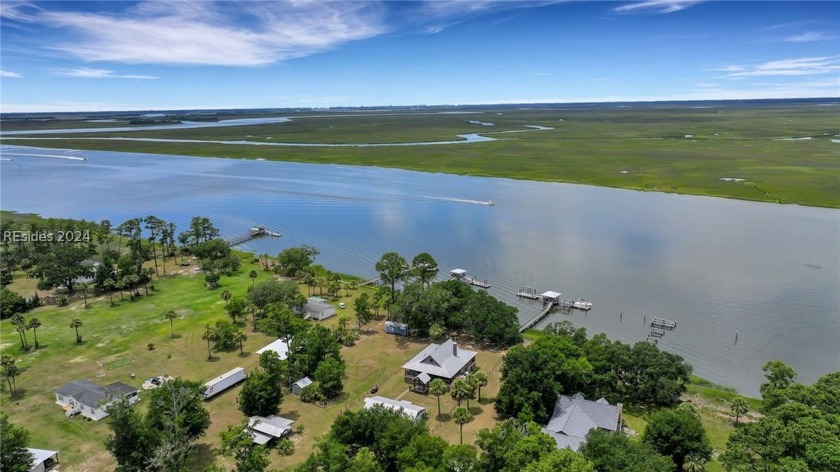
422,196,494,206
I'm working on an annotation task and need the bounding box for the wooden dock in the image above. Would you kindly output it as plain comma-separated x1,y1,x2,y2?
450,269,490,289
519,300,555,333
649,317,677,330
225,226,282,247
517,287,540,299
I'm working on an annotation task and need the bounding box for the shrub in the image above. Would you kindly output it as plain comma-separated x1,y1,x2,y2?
56,295,69,306
277,438,294,456
300,383,326,404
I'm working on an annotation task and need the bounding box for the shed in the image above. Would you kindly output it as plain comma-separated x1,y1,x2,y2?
246,415,295,444
385,321,409,336
28,448,59,472
291,376,313,395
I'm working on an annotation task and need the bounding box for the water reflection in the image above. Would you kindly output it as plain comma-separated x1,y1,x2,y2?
1,145,837,396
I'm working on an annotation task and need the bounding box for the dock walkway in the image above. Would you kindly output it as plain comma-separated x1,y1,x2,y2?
225,226,282,247
519,301,555,333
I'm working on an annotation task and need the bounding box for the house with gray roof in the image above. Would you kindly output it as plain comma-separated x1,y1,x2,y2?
55,380,139,421
541,393,622,451
402,339,477,393
365,395,426,423
246,415,295,445
28,448,59,472
298,296,336,321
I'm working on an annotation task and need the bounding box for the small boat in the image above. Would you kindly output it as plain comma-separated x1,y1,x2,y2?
486,200,494,206
572,299,592,310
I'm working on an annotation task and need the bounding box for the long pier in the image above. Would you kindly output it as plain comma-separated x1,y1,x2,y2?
519,300,555,333
225,226,282,247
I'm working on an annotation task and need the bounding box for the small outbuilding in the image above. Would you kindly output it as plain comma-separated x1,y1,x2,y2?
291,376,313,395
246,415,295,445
364,396,426,423
28,448,59,472
385,321,409,336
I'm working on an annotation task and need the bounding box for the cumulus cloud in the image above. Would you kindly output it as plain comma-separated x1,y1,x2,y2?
612,0,703,14
52,67,159,79
0,70,23,78
718,57,840,77
37,1,387,66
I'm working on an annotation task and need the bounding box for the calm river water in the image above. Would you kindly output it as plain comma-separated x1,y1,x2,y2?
1,145,837,396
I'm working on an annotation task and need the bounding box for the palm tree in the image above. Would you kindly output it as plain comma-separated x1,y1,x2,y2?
69,318,83,343
450,379,471,407
27,318,42,348
731,398,749,425
10,313,27,349
103,277,116,306
245,302,260,331
221,290,232,306
78,282,89,308
234,330,247,356
164,310,177,337
463,375,478,409
471,370,489,401
429,379,447,417
452,406,473,445
1,355,20,394
201,324,217,360
683,456,707,472
248,270,258,286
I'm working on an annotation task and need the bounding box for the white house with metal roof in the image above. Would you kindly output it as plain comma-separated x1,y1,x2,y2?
364,395,427,423
55,380,139,421
246,415,295,444
541,393,623,451
402,338,477,393
256,338,289,360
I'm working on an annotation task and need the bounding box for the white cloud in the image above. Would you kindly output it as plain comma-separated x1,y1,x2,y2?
718,57,840,78
613,1,703,14
36,1,387,66
783,32,835,43
415,1,563,33
0,70,23,78
51,67,159,79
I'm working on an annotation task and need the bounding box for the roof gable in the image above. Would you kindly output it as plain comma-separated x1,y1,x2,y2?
402,339,477,379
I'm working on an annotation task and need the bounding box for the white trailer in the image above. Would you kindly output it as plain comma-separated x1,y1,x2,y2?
204,367,245,400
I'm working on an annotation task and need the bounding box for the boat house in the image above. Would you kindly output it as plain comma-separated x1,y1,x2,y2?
402,338,477,393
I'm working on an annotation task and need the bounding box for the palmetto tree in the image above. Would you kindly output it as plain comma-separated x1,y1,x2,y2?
1,355,20,394
69,318,83,343
10,313,27,350
429,378,447,417
103,277,116,306
731,398,749,425
221,290,232,306
463,375,478,409
450,379,471,407
234,330,247,356
452,406,473,445
164,310,177,337
248,270,258,286
201,324,217,360
471,370,488,401
683,456,707,472
78,282,89,308
27,318,42,349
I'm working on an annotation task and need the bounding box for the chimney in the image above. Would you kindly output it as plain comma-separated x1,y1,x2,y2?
452,342,458,356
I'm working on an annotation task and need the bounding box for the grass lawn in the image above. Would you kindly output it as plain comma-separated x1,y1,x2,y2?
1,259,506,471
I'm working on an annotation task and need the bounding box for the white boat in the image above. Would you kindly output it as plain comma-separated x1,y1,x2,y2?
572,299,592,310
486,200,494,206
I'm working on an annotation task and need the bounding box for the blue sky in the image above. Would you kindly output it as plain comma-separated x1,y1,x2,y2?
1,1,838,112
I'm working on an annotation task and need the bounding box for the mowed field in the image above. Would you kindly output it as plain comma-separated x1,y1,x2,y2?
4,103,839,207
0,258,507,472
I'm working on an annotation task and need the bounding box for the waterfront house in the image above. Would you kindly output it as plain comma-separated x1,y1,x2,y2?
402,338,477,393
541,393,622,451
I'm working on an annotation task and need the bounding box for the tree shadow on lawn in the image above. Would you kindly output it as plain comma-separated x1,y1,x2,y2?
192,443,217,471
437,413,452,422
280,409,301,421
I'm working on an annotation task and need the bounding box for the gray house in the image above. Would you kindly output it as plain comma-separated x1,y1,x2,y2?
298,296,337,321
403,339,477,393
246,415,295,444
541,393,623,451
55,380,139,421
